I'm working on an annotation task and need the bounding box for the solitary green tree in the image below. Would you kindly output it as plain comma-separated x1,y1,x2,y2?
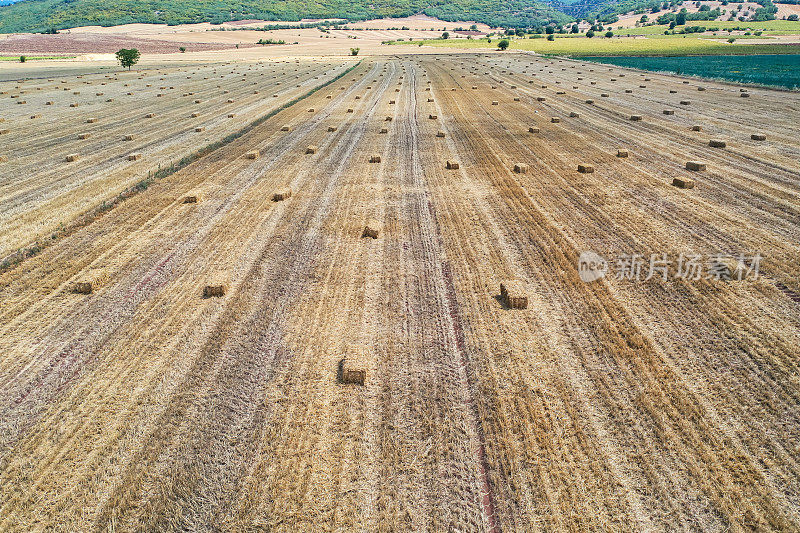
350,47,360,56
498,39,510,50
115,48,140,70
441,31,450,39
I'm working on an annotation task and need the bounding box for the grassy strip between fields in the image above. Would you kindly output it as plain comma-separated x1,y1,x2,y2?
0,60,362,274
0,55,77,61
399,35,800,56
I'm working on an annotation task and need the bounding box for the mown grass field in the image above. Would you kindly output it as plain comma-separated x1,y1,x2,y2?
407,35,800,56
1,52,800,531
614,19,800,36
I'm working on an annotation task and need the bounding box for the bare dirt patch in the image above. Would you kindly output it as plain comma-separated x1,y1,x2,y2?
0,33,256,55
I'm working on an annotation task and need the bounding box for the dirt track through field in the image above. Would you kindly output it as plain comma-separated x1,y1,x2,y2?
1,52,799,531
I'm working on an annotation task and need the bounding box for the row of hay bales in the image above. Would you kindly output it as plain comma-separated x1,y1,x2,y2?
62,62,326,291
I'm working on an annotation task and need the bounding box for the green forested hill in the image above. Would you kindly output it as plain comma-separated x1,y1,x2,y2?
0,0,571,33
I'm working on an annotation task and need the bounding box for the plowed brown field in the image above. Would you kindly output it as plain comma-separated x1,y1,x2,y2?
1,52,799,532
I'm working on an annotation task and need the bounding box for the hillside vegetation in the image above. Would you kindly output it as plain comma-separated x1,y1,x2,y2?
0,0,570,33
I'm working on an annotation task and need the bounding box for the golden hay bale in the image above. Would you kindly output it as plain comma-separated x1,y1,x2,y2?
341,345,368,385
195,127,205,132
128,153,142,161
65,153,79,162
194,99,201,104
87,117,98,123
500,280,528,309
601,93,609,97
390,100,397,104
578,164,594,174
203,284,226,298
672,177,695,189
569,112,579,118
617,149,629,158
551,117,560,123
630,115,643,121
691,125,702,131
96,92,104,96
191,112,200,118
328,126,338,132
537,97,546,102
709,140,727,148
369,155,382,163
680,100,691,105
514,97,521,102
246,150,259,159
426,98,433,102
227,99,234,103
73,269,110,294
697,87,706,91
385,116,393,121
436,131,446,138
740,93,750,98
751,133,766,141
145,113,156,118
585,99,595,104
70,103,79,107
472,86,478,89
46,101,54,105
663,110,674,115
183,194,201,203
528,127,540,133
429,114,438,119
78,133,91,139
491,101,499,106
513,163,529,174
272,188,292,201
686,161,706,171
362,218,382,239
306,145,317,154
446,160,460,170
379,128,388,134
347,108,354,113
308,108,315,112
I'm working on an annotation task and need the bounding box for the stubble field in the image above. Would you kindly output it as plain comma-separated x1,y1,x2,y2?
1,52,799,531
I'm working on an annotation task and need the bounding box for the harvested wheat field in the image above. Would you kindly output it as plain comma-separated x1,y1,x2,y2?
1,52,800,531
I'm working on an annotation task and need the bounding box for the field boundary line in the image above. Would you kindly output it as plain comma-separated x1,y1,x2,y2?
0,60,362,275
